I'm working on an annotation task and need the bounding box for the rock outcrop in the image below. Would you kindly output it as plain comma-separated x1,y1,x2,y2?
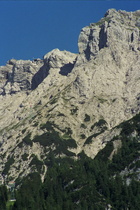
77,9,140,64
0,9,140,181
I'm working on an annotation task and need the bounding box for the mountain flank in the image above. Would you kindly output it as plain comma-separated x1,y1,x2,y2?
0,8,140,187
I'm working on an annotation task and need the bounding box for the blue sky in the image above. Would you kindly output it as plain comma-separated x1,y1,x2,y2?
0,1,140,66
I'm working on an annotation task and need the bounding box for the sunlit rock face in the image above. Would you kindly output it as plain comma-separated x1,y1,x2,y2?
0,9,140,180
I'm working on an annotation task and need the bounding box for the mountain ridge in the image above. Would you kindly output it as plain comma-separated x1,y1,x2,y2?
0,8,140,182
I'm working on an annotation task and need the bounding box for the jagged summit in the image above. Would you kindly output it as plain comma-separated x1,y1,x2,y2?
77,8,140,64
0,9,140,181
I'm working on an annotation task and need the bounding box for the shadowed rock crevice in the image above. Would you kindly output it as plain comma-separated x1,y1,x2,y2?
84,29,94,61
31,64,49,90
98,26,107,50
59,63,75,76
31,49,77,90
84,44,91,61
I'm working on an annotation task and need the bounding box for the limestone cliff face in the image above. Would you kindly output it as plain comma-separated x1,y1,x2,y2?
0,9,140,181
77,9,140,63
72,8,140,127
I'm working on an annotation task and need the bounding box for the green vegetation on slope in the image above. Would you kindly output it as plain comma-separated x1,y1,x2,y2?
11,153,140,210
33,122,77,157
0,185,8,210
1,113,140,210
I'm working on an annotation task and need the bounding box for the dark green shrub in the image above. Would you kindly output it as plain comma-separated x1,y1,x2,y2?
66,138,77,148
23,134,33,146
29,155,43,173
91,119,107,130
84,114,90,122
84,134,94,145
3,156,14,175
81,134,86,139
22,128,26,134
70,107,78,115
95,141,114,161
96,119,107,127
80,124,87,129
22,153,29,161
65,127,73,135
17,142,23,148
40,122,53,130
33,133,51,147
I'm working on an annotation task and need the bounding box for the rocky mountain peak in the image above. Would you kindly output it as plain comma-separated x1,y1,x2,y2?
43,48,77,69
77,9,140,65
0,9,140,181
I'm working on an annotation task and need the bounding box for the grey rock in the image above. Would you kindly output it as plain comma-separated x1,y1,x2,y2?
0,9,140,180
77,9,140,65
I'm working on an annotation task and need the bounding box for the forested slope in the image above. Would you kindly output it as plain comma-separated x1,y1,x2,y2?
1,113,140,210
